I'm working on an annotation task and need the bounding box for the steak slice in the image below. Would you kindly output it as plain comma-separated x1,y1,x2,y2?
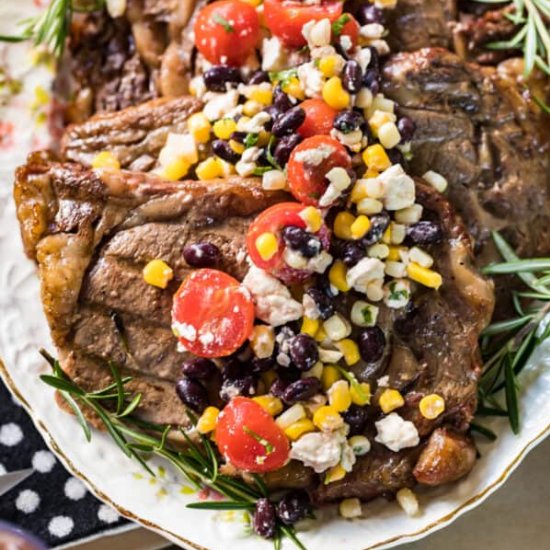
314,181,494,503
61,96,202,171
14,152,286,424
382,48,550,261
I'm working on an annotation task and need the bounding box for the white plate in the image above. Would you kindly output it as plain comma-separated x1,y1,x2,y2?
1,2,550,549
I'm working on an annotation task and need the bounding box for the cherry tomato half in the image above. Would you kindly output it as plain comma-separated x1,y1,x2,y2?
246,202,330,283
194,0,260,66
298,99,338,138
335,14,360,49
264,0,343,47
171,269,254,358
287,135,352,206
216,397,290,473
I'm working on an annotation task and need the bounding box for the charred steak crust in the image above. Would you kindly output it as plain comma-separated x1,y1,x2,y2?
14,153,287,425
314,181,494,504
61,96,203,171
382,48,550,261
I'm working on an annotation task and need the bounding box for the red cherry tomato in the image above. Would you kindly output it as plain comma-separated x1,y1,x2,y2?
216,397,290,473
287,135,352,206
264,0,343,47
298,99,338,138
171,269,254,358
335,14,360,48
194,0,260,66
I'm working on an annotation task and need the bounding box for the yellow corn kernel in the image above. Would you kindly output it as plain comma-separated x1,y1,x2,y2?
379,389,405,414
363,167,380,179
213,118,237,140
382,225,392,244
253,395,284,416
284,418,316,441
255,232,279,261
250,87,273,105
350,215,371,240
282,77,305,100
261,369,277,390
217,158,234,177
350,181,369,203
241,0,262,6
318,55,339,77
329,260,350,292
250,325,275,359
229,139,245,154
368,110,396,134
350,382,371,406
315,326,328,343
322,77,350,110
92,151,120,170
419,394,446,420
362,144,391,172
321,365,342,391
187,112,211,144
325,463,346,484
313,405,344,432
407,262,443,289
327,380,352,413
143,259,173,289
257,130,271,147
334,211,355,240
196,157,222,180
387,246,406,262
299,206,323,233
339,497,362,518
243,100,263,117
301,316,320,337
161,158,190,181
197,406,220,434
335,339,360,366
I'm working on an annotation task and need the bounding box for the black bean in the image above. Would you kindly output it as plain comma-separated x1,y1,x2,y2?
342,242,366,267
358,327,386,363
248,69,269,84
270,378,289,399
176,378,208,412
356,4,385,25
251,357,275,374
289,334,319,371
263,105,280,130
282,225,322,258
397,116,416,142
282,377,321,404
181,358,217,380
183,242,221,268
203,66,242,92
219,376,256,401
343,404,369,436
212,139,240,164
333,109,365,134
386,148,404,166
222,359,248,380
273,134,302,166
272,106,305,137
359,212,390,246
273,86,293,112
407,221,443,245
368,46,380,71
362,68,380,95
253,498,277,539
342,60,363,94
229,131,248,143
276,491,311,525
306,288,335,320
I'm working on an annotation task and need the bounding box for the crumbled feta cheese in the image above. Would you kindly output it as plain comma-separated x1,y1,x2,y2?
159,133,198,167
298,62,324,98
360,23,385,39
331,128,363,152
203,90,239,121
371,39,390,56
289,430,355,473
303,294,321,319
284,248,308,269
346,258,385,293
353,47,372,72
302,19,331,48
375,413,420,452
318,184,341,208
172,321,196,341
327,167,352,190
339,34,353,52
275,326,295,367
262,36,287,71
307,250,333,274
236,146,262,176
377,375,390,387
375,164,416,210
237,111,271,134
243,266,303,326
383,279,411,309
262,169,287,190
294,144,335,165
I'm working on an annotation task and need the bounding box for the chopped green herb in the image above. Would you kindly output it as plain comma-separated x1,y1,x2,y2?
331,14,350,37
243,425,274,454
212,13,234,33
388,281,408,301
268,68,298,87
252,166,272,176
244,133,259,148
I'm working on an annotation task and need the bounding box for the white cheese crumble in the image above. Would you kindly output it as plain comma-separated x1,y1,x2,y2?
302,19,331,48
172,321,196,342
353,47,372,72
262,36,287,71
297,62,324,98
262,169,287,190
289,430,355,473
303,293,320,319
294,144,335,166
374,413,420,452
346,258,385,293
158,133,198,167
237,111,271,134
242,266,303,326
236,146,262,176
203,90,239,121
375,164,416,210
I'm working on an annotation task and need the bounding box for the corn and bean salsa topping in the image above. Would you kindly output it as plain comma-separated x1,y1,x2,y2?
93,0,450,523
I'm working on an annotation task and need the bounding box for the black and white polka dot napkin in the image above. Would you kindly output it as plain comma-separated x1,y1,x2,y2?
0,380,130,547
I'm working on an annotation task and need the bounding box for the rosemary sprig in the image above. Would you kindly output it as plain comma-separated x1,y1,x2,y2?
38,349,307,549
476,232,550,434
0,0,105,56
475,0,550,78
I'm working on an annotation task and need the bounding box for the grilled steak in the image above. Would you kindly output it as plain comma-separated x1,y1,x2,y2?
15,152,286,424
382,48,550,261
314,179,493,503
61,96,202,171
